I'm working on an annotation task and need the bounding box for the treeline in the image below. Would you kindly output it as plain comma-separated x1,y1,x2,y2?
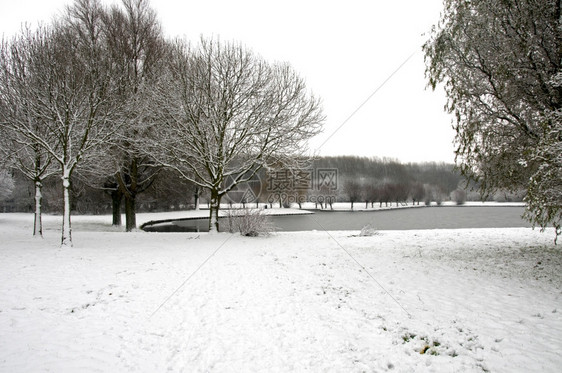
314,156,461,193
262,156,466,208
318,156,462,207
1,154,527,215
1,156,469,214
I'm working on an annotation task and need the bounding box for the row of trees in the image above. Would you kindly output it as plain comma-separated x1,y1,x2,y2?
313,156,462,191
316,157,464,209
0,157,464,214
343,180,443,209
0,0,323,246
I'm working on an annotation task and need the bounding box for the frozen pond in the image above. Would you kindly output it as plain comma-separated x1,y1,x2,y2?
143,206,532,232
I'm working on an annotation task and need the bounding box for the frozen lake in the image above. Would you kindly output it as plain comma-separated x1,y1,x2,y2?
143,206,531,232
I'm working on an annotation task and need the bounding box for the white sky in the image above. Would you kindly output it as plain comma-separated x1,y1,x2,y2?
0,0,455,163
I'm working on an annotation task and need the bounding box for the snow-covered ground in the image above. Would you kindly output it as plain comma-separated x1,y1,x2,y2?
1,212,561,372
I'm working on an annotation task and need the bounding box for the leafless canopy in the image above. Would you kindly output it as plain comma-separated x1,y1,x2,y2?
0,0,125,246
149,38,324,231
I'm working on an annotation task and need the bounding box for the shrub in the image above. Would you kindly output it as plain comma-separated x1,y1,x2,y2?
226,208,275,236
359,223,379,237
452,189,467,205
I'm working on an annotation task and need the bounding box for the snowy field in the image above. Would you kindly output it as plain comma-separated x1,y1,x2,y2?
1,213,561,372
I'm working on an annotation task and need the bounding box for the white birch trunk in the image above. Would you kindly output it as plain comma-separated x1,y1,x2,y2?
33,180,43,237
61,172,72,247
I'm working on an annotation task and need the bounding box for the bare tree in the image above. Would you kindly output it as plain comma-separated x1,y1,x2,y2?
410,182,425,205
364,184,379,208
343,179,362,210
0,27,58,236
149,38,324,232
98,0,167,231
378,184,391,207
0,0,123,247
386,183,409,207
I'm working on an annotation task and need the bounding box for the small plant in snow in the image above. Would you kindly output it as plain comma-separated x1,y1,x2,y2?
359,224,379,237
226,208,275,237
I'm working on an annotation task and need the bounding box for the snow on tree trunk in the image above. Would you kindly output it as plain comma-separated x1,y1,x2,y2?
209,190,221,233
33,180,43,237
61,174,72,247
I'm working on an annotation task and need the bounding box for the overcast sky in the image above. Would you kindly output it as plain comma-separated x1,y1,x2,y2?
0,0,455,163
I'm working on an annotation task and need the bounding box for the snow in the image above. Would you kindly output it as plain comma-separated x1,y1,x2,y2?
1,212,561,372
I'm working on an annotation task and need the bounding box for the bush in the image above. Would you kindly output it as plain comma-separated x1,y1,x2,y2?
359,223,379,237
226,208,275,236
452,189,467,205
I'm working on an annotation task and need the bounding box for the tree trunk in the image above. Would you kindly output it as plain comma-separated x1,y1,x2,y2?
116,159,138,232
125,194,136,232
209,189,221,233
61,173,72,247
111,189,123,226
33,180,43,237
194,186,200,211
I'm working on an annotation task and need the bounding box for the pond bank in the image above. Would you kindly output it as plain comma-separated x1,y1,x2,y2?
142,205,531,233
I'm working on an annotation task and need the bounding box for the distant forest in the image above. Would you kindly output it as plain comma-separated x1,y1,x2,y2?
0,156,523,214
